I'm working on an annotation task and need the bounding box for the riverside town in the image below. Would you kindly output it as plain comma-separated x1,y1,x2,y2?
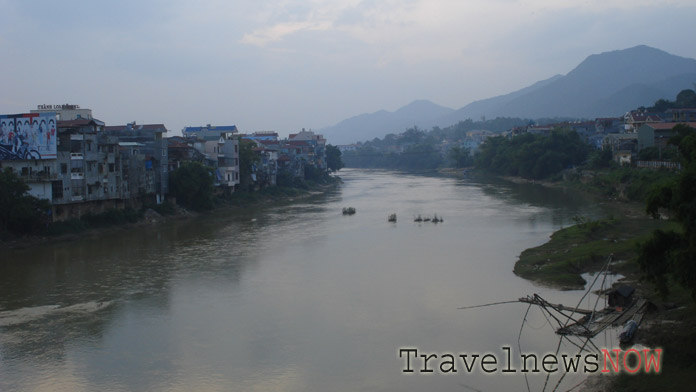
0,104,336,222
3,9,696,390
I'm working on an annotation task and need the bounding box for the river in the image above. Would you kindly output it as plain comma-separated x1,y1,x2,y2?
0,169,619,391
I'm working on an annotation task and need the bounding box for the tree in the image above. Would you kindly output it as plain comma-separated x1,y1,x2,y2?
169,162,214,211
586,148,614,169
474,130,590,180
638,124,696,298
647,89,696,112
676,89,696,108
0,168,51,234
447,146,472,168
238,139,259,190
326,144,344,172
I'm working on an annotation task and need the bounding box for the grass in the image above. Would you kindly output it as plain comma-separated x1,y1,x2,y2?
514,217,678,289
563,166,678,202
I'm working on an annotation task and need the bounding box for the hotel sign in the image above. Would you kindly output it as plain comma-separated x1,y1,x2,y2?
36,104,80,110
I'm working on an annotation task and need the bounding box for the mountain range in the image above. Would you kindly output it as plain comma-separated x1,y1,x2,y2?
321,45,696,144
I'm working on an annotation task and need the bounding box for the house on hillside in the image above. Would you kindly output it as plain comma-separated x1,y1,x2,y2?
637,122,696,151
624,111,662,133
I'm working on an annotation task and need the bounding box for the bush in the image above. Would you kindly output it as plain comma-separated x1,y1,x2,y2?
0,168,51,235
169,162,215,211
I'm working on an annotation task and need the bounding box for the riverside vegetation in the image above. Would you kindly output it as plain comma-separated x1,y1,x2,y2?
511,125,696,391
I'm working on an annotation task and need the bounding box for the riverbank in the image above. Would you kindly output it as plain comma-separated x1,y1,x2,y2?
0,179,341,251
514,216,678,289
480,170,695,391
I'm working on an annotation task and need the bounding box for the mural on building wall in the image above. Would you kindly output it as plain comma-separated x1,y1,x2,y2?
0,112,57,160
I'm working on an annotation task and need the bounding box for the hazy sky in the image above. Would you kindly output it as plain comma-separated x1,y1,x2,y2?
1,0,695,137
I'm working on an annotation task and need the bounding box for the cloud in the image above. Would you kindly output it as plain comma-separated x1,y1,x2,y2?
240,21,333,46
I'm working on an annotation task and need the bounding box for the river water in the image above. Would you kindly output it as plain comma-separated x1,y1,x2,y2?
0,169,619,391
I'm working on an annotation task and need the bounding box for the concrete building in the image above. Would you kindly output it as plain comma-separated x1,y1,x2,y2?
288,129,327,170
31,103,93,122
182,125,240,191
104,123,169,203
637,122,696,151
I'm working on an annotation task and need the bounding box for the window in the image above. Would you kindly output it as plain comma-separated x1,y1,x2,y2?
61,163,68,174
21,167,29,176
162,149,166,156
52,181,63,199
235,171,239,180
109,163,115,172
98,163,104,174
235,144,238,153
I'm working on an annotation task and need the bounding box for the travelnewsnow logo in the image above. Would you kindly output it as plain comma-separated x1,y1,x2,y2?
398,347,662,375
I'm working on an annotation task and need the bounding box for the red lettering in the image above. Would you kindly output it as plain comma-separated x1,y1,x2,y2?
601,349,621,373
623,349,641,373
643,349,662,373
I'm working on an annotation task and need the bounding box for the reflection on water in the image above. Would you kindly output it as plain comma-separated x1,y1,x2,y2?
1,169,616,391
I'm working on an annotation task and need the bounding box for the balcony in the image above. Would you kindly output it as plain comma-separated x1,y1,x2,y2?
18,171,59,182
71,153,84,160
71,172,85,180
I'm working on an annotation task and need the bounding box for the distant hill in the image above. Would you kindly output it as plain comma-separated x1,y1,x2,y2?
320,100,454,145
321,45,696,144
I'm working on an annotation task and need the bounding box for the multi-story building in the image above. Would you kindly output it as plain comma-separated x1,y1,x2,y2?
241,134,279,187
167,136,207,171
104,122,169,203
288,129,327,170
31,103,93,122
182,125,240,191
2,115,126,221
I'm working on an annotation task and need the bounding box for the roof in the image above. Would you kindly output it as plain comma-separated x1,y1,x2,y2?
168,141,192,149
200,135,225,141
287,140,310,146
611,285,635,298
627,112,662,122
104,124,167,132
183,125,238,133
643,122,696,130
665,108,696,112
58,118,105,127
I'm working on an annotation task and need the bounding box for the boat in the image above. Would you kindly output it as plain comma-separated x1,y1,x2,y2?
388,213,397,222
414,215,423,222
342,207,356,215
619,320,638,343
